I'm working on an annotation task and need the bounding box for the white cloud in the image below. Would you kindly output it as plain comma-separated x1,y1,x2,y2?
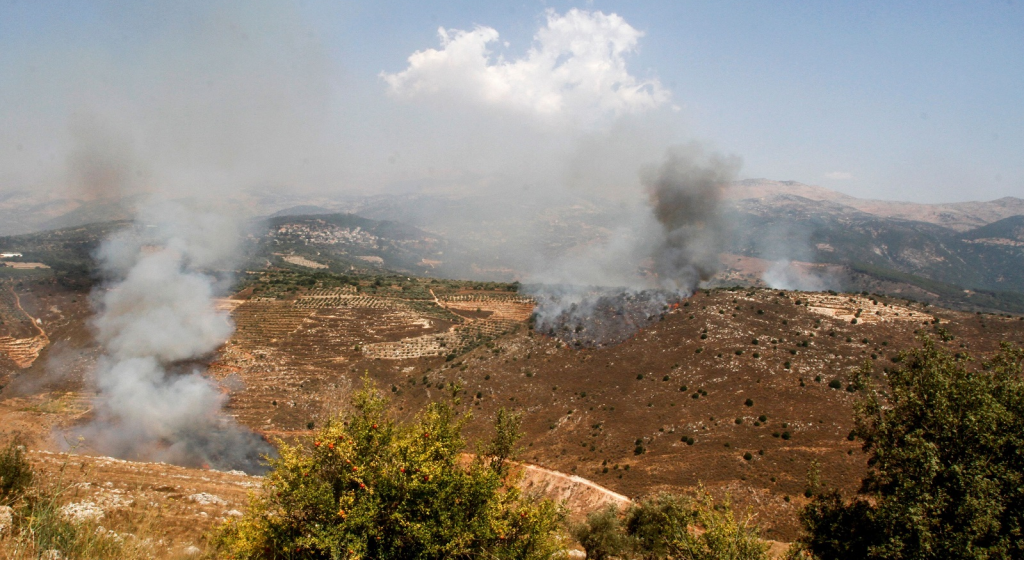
381,9,670,125
824,171,853,180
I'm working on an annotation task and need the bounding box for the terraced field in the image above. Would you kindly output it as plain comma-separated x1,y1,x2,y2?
212,286,532,433
0,284,49,371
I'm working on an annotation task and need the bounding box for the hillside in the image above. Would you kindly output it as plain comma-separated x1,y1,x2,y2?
208,274,1024,540
729,179,1024,231
727,194,1024,310
257,212,463,277
1,264,1022,545
6,180,1024,317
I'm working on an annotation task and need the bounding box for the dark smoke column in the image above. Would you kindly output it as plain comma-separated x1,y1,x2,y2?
643,143,741,293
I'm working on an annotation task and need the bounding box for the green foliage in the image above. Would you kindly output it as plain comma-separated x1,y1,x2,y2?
793,491,875,559
625,494,695,559
571,505,628,560
215,378,563,559
573,490,769,559
0,437,32,505
797,340,1024,559
633,438,646,456
485,408,523,475
614,485,770,557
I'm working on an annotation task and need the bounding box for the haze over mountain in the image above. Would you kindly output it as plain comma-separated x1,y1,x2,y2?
729,179,1024,232
5,177,1024,315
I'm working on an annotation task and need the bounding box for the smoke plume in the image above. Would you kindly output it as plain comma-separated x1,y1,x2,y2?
762,260,829,292
528,144,741,346
76,201,271,473
645,144,741,290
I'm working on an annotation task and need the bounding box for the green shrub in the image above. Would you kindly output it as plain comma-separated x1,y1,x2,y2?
215,378,563,559
572,505,629,559
623,493,696,559
0,437,32,505
634,444,645,456
575,490,769,559
795,341,1024,559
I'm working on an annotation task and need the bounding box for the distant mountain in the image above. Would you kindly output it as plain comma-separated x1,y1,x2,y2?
6,180,1024,311
267,205,337,218
727,193,1024,310
0,192,81,236
36,199,136,232
960,215,1024,243
729,179,1024,232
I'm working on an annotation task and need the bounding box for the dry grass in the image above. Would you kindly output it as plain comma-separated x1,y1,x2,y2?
0,450,213,560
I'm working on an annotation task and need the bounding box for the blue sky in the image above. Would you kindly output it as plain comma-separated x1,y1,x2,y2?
1,0,1021,203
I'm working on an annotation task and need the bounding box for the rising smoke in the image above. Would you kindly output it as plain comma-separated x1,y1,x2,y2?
762,260,829,292
19,3,324,472
645,144,741,291
528,144,741,347
75,201,271,473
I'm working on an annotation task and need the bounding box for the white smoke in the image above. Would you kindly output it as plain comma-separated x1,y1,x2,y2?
526,144,741,346
77,201,270,473
761,260,829,292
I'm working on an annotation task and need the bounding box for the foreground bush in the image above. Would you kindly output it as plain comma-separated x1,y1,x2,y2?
216,379,563,559
0,437,33,505
571,505,627,560
572,489,768,559
796,340,1024,559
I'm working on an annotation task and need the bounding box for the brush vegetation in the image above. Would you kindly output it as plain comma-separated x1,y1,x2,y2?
214,378,564,559
0,437,33,505
795,340,1024,559
572,489,768,560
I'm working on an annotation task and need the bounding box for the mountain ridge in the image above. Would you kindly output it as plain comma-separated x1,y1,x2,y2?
729,179,1024,231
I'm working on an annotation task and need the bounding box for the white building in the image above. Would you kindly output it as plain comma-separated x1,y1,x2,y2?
0,252,23,259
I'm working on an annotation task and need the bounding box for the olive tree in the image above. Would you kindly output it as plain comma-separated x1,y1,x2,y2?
797,340,1024,559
